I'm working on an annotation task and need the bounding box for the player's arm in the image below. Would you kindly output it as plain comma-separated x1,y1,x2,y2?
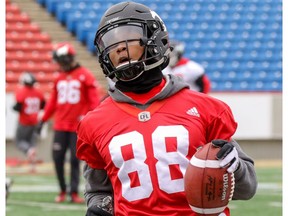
41,86,57,122
207,102,257,200
13,90,23,112
36,86,56,135
84,71,101,110
83,163,113,216
87,83,100,110
76,119,112,215
195,74,211,93
229,139,257,200
12,102,22,112
195,75,205,93
40,100,46,110
202,74,211,93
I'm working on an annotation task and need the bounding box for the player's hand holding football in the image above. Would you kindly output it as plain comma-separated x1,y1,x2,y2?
212,139,239,173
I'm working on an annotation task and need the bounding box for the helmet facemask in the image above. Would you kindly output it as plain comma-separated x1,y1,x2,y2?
97,24,147,81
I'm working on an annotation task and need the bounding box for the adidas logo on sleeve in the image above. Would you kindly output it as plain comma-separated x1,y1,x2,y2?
186,107,200,117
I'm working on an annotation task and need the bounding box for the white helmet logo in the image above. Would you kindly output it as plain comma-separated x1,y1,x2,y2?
150,10,167,31
56,45,69,56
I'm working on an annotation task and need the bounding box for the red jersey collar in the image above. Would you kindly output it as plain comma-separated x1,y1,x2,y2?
124,79,166,104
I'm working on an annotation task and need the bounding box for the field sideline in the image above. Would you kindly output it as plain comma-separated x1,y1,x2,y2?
6,160,282,216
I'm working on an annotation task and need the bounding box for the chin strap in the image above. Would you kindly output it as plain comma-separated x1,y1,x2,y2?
143,57,164,71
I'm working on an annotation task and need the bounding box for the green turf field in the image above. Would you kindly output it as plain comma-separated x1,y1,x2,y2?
230,167,282,216
6,164,282,216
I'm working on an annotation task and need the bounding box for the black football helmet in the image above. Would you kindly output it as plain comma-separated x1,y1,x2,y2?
94,1,171,81
20,72,36,86
52,42,76,72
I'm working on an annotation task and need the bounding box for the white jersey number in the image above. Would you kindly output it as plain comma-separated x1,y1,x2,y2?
57,80,81,104
109,125,189,201
24,97,41,114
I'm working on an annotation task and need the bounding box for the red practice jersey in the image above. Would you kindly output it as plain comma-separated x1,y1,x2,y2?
77,88,237,216
42,66,100,132
15,86,45,125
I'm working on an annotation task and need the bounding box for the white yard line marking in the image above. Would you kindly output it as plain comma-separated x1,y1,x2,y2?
7,200,86,211
269,202,282,207
11,185,85,192
258,183,282,190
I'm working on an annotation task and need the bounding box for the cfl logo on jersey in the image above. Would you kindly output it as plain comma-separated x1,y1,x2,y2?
138,111,151,122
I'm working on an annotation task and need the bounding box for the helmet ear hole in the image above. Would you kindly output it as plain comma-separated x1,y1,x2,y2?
162,38,168,46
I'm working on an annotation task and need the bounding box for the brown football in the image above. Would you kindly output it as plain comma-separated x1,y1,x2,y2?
184,142,235,216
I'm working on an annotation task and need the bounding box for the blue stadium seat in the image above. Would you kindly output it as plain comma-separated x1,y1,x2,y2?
37,0,47,7
76,21,99,44
37,0,282,92
66,11,100,34
86,31,97,53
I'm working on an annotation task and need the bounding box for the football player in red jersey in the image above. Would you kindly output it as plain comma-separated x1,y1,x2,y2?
76,2,257,216
37,42,101,203
163,40,211,94
13,72,46,172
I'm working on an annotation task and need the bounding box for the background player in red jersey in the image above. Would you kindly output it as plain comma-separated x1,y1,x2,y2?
37,42,101,203
13,72,46,172
163,40,211,94
76,2,257,216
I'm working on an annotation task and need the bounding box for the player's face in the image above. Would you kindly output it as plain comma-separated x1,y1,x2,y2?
109,41,144,68
97,25,145,68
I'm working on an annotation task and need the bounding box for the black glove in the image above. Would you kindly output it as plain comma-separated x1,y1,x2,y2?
86,196,113,216
86,206,112,216
211,139,239,173
35,121,44,135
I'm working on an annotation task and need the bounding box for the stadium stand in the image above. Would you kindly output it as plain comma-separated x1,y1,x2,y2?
5,0,282,166
6,0,59,96
36,0,282,92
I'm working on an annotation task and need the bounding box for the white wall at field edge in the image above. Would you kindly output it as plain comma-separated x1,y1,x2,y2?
210,92,282,140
